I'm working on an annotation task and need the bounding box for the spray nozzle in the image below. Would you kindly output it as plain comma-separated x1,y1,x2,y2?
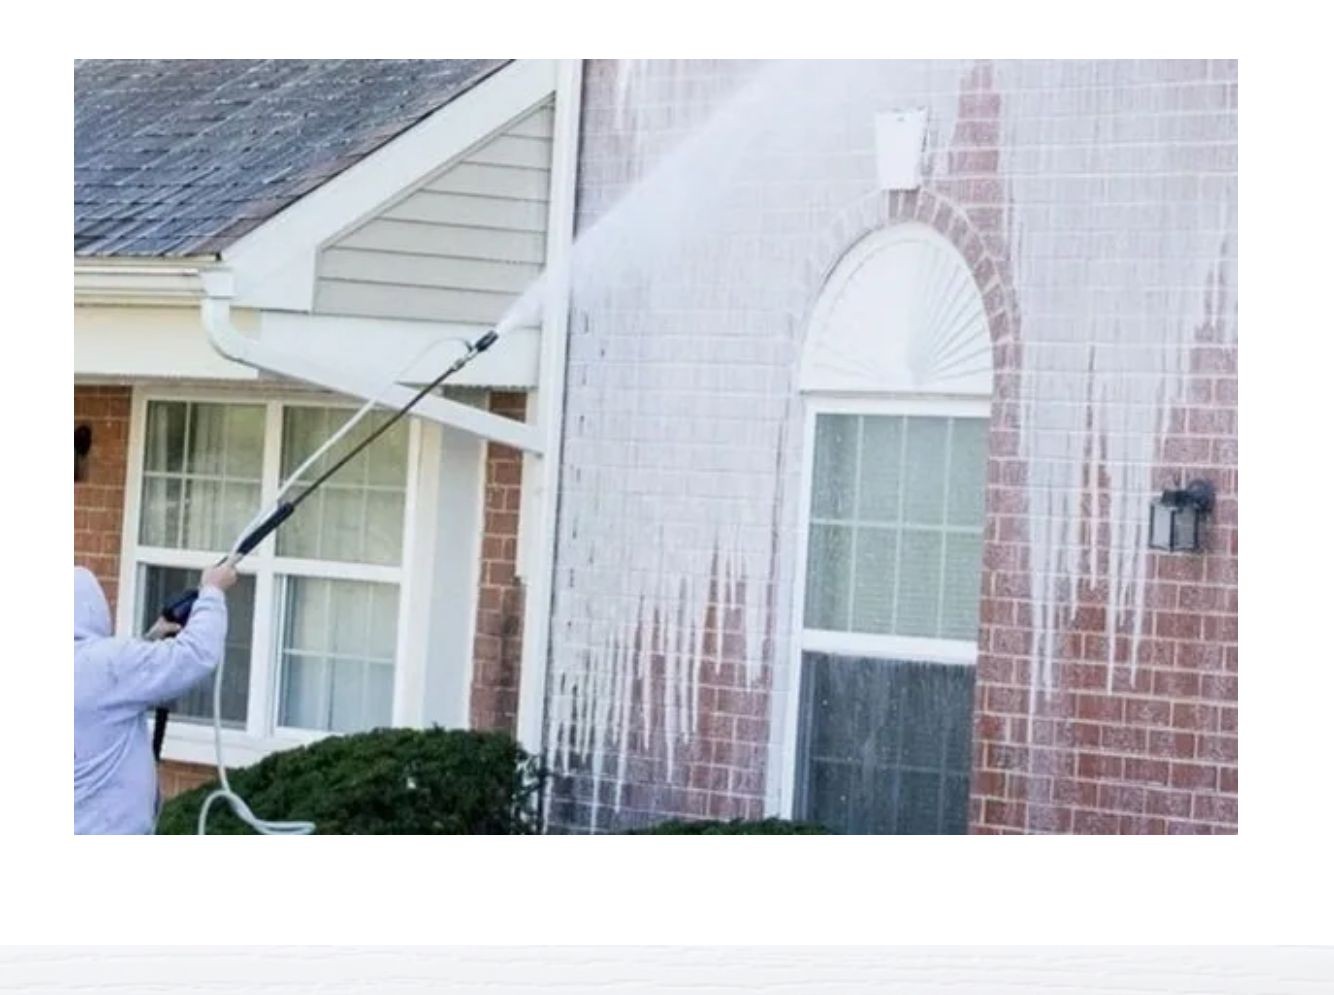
474,329,499,352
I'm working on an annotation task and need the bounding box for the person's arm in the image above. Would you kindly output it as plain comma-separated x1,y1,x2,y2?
102,560,238,713
102,586,229,711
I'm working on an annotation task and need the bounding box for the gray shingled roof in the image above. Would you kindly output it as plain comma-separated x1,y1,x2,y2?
75,60,508,257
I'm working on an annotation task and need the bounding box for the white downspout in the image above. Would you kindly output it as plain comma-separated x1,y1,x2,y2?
198,269,544,454
514,59,582,758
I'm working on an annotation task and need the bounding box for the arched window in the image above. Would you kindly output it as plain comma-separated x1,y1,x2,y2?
785,222,992,834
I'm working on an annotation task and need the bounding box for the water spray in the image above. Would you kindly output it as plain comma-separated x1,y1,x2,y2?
149,328,499,834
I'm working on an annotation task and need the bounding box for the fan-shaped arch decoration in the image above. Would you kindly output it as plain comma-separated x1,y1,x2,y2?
800,222,993,397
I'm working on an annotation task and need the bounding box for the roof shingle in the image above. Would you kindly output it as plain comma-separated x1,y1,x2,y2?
75,59,507,257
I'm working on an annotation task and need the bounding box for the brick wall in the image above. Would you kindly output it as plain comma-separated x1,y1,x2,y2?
546,59,1237,833
469,391,528,733
158,759,215,799
964,61,1238,835
73,385,132,614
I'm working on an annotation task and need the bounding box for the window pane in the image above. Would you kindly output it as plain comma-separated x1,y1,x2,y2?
797,652,973,834
365,490,407,565
902,419,948,525
330,662,368,733
851,526,896,634
284,576,330,654
895,529,942,637
365,663,395,728
805,413,987,642
368,582,400,659
280,655,328,730
367,419,409,485
810,414,857,520
804,523,852,630
281,406,330,480
143,402,186,473
320,486,367,560
186,403,227,476
182,478,260,551
139,401,263,552
278,576,398,733
329,580,370,658
138,476,182,546
224,406,265,477
947,418,988,527
137,565,253,728
278,407,407,565
856,416,902,522
940,532,984,640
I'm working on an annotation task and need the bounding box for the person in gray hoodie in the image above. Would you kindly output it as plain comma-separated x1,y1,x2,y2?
73,560,237,834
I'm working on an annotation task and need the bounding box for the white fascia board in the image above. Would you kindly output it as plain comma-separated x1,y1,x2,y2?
223,59,559,312
72,259,212,306
256,312,539,389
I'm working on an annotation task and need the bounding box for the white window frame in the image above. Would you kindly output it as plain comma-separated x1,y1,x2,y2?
776,392,989,818
115,383,454,768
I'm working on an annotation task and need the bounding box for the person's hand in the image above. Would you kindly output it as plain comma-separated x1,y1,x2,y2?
145,619,182,641
201,555,240,593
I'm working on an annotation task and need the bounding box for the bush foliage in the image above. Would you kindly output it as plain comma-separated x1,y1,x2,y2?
157,727,543,834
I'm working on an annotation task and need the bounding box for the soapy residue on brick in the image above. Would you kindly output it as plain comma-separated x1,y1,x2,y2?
505,60,1236,827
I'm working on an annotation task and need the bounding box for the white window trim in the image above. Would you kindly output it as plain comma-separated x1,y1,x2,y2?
772,393,990,819
116,383,455,768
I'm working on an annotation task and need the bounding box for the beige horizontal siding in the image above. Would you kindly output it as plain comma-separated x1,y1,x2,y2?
315,99,554,325
382,191,549,232
318,281,514,325
321,248,538,295
425,162,550,201
465,135,553,170
336,221,547,265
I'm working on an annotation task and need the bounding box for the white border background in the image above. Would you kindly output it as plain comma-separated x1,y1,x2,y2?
2,0,1328,954
2,948,1333,992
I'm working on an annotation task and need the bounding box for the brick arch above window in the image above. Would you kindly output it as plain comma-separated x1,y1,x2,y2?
799,221,993,398
801,189,1018,383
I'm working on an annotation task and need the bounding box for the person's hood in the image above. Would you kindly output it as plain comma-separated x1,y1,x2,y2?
74,566,112,642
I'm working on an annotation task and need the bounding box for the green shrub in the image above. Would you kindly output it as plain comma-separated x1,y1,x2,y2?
631,817,831,834
157,727,543,834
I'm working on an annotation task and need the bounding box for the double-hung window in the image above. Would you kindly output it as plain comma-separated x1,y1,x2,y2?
794,403,986,834
124,391,417,761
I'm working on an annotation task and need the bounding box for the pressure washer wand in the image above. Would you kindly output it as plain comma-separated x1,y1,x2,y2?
148,328,498,759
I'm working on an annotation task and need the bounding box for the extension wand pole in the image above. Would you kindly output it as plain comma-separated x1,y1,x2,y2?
149,329,499,760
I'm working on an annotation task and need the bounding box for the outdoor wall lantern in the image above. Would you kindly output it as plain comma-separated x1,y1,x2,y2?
1148,478,1215,553
74,424,92,482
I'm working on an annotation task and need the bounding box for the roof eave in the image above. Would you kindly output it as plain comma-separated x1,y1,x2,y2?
73,257,218,306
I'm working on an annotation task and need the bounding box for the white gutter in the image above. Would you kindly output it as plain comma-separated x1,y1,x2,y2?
514,59,582,756
74,262,210,306
198,269,543,454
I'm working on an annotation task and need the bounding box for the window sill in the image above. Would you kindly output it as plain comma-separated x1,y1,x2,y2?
801,629,978,666
158,721,338,769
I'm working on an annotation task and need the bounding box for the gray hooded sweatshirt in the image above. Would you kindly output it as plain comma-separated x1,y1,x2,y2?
73,567,227,834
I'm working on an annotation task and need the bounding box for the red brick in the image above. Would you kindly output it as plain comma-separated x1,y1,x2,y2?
1170,763,1219,791
1148,729,1197,758
1146,789,1193,818
1072,809,1119,834
1125,758,1171,786
1078,753,1123,779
